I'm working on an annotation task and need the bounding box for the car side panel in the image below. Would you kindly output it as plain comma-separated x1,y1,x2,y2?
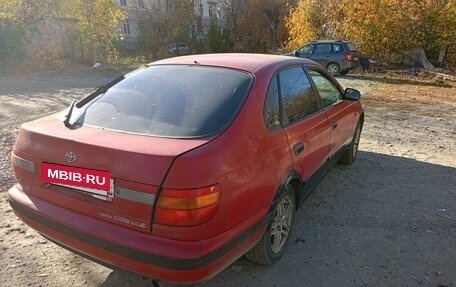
160,80,294,241
283,112,331,181
324,101,357,157
308,45,332,68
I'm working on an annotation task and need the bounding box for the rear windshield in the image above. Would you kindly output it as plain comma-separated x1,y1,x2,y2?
346,42,357,52
76,65,252,138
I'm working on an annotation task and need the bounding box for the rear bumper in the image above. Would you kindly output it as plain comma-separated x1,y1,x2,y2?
7,185,269,284
340,61,358,72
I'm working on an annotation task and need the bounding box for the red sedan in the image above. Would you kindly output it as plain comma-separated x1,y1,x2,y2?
8,54,363,284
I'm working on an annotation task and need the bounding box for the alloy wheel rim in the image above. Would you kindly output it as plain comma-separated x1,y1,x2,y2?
270,195,293,253
327,64,339,75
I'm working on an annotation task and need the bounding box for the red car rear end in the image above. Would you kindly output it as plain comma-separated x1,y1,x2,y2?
8,54,364,284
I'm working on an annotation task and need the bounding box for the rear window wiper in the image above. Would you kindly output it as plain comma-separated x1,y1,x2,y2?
62,74,125,127
63,100,76,127
76,74,125,108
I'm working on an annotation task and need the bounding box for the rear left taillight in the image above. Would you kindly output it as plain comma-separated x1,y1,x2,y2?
345,52,354,62
11,153,36,173
154,184,221,227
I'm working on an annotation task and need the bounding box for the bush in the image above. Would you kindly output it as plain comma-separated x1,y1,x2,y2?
0,22,24,71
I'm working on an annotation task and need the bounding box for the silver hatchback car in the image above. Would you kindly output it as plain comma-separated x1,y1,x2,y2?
286,40,359,76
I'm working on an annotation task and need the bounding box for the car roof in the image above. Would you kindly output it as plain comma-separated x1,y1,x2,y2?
309,40,350,44
150,53,316,73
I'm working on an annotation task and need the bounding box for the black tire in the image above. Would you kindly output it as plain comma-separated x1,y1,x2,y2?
339,120,362,165
245,184,296,265
326,63,340,76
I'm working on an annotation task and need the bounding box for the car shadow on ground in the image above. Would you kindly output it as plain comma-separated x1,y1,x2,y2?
98,151,455,287
340,74,453,88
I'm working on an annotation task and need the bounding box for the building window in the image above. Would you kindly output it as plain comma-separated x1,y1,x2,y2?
138,0,145,9
120,0,127,6
199,4,203,16
209,3,217,18
122,19,131,35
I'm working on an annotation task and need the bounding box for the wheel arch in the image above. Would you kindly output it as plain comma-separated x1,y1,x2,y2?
359,112,365,129
272,170,303,211
326,61,340,67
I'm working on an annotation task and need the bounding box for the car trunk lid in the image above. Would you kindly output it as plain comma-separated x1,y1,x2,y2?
12,115,210,233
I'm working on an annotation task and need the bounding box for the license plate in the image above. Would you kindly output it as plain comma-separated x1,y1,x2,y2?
42,163,113,199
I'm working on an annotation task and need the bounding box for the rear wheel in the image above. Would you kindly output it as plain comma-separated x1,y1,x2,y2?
326,63,340,76
245,184,296,265
339,120,362,164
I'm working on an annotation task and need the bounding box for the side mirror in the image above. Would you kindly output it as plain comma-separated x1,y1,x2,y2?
344,88,361,101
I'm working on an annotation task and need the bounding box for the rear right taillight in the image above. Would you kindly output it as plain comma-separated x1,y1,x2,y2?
345,52,354,62
154,184,221,227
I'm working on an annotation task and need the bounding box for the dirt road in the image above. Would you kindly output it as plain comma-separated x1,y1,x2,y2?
1,68,455,287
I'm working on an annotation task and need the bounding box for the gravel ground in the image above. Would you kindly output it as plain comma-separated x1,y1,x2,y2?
0,68,455,287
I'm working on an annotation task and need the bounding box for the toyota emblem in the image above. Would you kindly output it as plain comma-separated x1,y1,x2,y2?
65,152,77,163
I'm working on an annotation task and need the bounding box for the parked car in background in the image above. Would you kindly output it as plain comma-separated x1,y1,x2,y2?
8,54,363,284
168,42,190,55
286,40,359,76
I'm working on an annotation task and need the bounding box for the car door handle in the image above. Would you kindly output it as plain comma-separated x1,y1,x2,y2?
293,143,304,155
331,121,338,129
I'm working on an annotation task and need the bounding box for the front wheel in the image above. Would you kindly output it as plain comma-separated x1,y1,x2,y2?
339,120,362,164
245,184,296,265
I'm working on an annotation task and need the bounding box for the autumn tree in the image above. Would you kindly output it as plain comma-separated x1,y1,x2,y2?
139,0,196,59
0,0,23,70
224,0,290,52
74,0,125,62
0,0,124,69
285,0,456,63
0,0,20,19
284,0,326,49
0,0,86,67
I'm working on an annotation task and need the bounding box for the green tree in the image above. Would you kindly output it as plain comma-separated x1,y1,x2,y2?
208,16,226,52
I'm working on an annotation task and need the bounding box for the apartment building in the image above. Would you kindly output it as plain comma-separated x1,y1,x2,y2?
115,0,148,50
194,0,226,38
115,0,226,51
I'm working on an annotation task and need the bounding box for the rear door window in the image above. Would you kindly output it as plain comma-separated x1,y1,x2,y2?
264,76,281,129
314,44,331,54
279,66,320,124
332,44,343,53
76,65,252,138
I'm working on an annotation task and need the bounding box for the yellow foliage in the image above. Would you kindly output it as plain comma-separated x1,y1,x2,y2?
285,0,456,61
285,0,323,50
0,0,20,19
